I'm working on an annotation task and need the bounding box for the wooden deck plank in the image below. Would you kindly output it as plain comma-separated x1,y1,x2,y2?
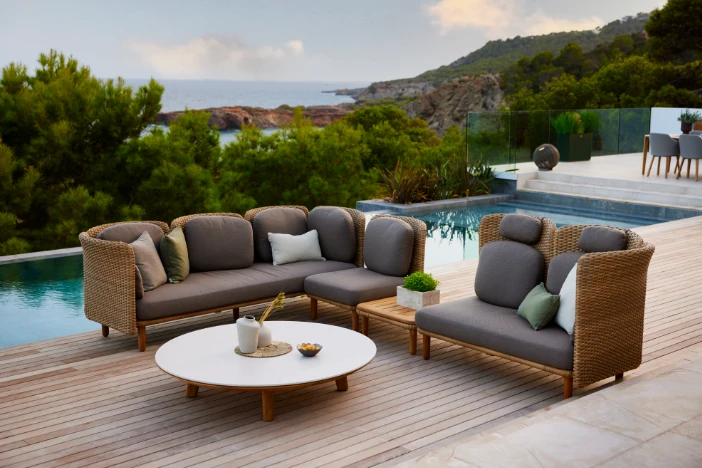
0,216,701,467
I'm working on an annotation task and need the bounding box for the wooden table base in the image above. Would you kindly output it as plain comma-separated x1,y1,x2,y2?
182,375,351,422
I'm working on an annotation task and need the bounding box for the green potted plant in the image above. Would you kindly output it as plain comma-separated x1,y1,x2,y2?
397,272,440,309
678,109,701,135
552,111,599,162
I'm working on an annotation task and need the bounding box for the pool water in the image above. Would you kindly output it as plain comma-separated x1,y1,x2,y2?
0,200,662,348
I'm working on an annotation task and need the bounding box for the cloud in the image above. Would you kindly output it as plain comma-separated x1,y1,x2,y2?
424,0,603,37
130,36,305,79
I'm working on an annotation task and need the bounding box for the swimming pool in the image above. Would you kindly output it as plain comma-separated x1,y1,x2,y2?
0,200,663,348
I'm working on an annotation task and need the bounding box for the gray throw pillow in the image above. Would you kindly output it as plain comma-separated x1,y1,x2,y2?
364,217,414,277
252,208,308,263
546,252,585,295
578,226,627,252
474,240,544,309
499,214,543,245
134,265,144,300
130,231,167,292
98,222,164,252
308,207,356,263
185,216,253,272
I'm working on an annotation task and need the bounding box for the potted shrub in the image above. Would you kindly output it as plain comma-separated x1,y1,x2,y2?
397,272,440,309
553,111,599,162
678,109,701,135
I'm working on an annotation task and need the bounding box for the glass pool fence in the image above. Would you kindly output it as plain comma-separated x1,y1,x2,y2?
467,108,651,169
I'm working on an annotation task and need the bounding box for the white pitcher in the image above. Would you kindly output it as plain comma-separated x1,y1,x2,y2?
236,315,259,353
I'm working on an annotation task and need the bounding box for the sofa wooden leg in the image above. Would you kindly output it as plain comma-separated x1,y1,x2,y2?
310,298,318,320
101,325,109,337
422,335,431,360
361,316,369,335
563,376,573,399
409,329,417,355
232,308,240,322
137,326,146,352
615,372,624,380
352,310,359,331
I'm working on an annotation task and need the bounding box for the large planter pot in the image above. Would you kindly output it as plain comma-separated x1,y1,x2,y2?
557,133,593,162
681,122,693,135
236,315,259,353
397,286,440,310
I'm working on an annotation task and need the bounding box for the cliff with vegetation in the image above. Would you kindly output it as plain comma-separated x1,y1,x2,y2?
155,105,350,130
403,74,503,135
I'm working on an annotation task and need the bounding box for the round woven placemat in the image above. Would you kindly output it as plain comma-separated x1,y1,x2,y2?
235,341,293,358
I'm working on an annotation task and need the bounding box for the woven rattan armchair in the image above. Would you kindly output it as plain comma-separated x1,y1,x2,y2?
79,221,170,349
553,225,654,393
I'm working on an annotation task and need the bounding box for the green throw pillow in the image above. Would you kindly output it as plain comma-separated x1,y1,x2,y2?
517,283,560,331
160,226,190,283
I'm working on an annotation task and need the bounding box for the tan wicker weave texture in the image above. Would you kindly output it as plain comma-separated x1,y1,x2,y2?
79,221,170,335
478,213,556,276
553,226,654,388
312,206,366,268
243,205,309,223
170,212,243,230
371,214,427,274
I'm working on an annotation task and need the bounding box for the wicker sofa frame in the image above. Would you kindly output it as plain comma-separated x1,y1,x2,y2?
81,206,368,351
418,214,654,399
308,214,427,331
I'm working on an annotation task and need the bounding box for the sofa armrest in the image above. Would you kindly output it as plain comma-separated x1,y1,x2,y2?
79,232,138,335
337,207,366,268
573,242,655,388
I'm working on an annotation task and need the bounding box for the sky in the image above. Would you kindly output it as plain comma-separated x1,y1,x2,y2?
1,0,667,83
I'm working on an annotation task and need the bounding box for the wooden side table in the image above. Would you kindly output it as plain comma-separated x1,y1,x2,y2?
356,298,419,355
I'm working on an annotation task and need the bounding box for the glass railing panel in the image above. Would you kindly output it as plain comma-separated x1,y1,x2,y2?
619,108,651,154
467,111,512,169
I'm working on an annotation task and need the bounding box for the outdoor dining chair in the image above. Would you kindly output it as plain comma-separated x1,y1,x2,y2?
678,134,702,182
647,133,680,179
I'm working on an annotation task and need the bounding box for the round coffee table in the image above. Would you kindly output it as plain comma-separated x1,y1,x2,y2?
155,321,376,421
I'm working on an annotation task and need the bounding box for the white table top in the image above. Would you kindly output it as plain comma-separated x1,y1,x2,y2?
155,321,377,388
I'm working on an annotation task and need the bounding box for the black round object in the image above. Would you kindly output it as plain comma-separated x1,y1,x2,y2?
533,144,560,170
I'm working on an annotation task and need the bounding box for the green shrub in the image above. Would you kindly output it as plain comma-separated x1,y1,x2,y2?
678,109,702,124
379,160,435,204
466,158,496,196
579,110,600,133
403,272,439,292
552,112,578,134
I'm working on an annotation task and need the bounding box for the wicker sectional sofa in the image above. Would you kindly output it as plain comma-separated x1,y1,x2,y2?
80,206,425,351
416,213,655,399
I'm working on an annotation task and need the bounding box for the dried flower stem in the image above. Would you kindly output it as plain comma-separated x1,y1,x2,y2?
258,291,285,324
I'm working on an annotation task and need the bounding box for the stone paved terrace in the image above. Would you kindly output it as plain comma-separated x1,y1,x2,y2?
0,216,701,467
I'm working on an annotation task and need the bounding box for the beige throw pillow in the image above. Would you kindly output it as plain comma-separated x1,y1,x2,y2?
131,231,167,291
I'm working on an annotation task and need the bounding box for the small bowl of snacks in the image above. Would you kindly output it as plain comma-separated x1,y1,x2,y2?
297,343,323,357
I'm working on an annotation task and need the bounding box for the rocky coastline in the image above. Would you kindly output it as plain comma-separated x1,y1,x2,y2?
154,105,351,131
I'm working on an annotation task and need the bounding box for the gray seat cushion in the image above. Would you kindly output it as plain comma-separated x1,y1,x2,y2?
416,296,574,370
137,260,355,321
308,207,356,263
97,223,164,252
499,214,543,244
364,217,414,277
253,208,308,263
578,226,627,253
474,240,544,309
304,268,404,306
185,216,253,272
546,252,585,295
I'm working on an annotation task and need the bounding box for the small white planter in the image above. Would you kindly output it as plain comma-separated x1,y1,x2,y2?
397,286,440,310
236,315,260,353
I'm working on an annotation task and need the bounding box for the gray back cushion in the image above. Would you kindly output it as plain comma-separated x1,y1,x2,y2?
578,226,627,253
546,252,584,294
308,207,356,263
364,217,414,277
475,240,544,309
98,223,164,252
185,216,253,272
499,214,543,244
252,208,308,263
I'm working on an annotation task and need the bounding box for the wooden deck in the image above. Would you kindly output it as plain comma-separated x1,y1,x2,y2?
1,216,702,468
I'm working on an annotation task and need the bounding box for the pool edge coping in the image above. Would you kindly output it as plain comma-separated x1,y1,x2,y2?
0,247,83,265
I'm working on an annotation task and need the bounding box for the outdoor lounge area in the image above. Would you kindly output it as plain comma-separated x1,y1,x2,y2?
1,208,701,466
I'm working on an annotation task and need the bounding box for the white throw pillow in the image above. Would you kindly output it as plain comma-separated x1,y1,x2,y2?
268,230,325,266
555,264,577,335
